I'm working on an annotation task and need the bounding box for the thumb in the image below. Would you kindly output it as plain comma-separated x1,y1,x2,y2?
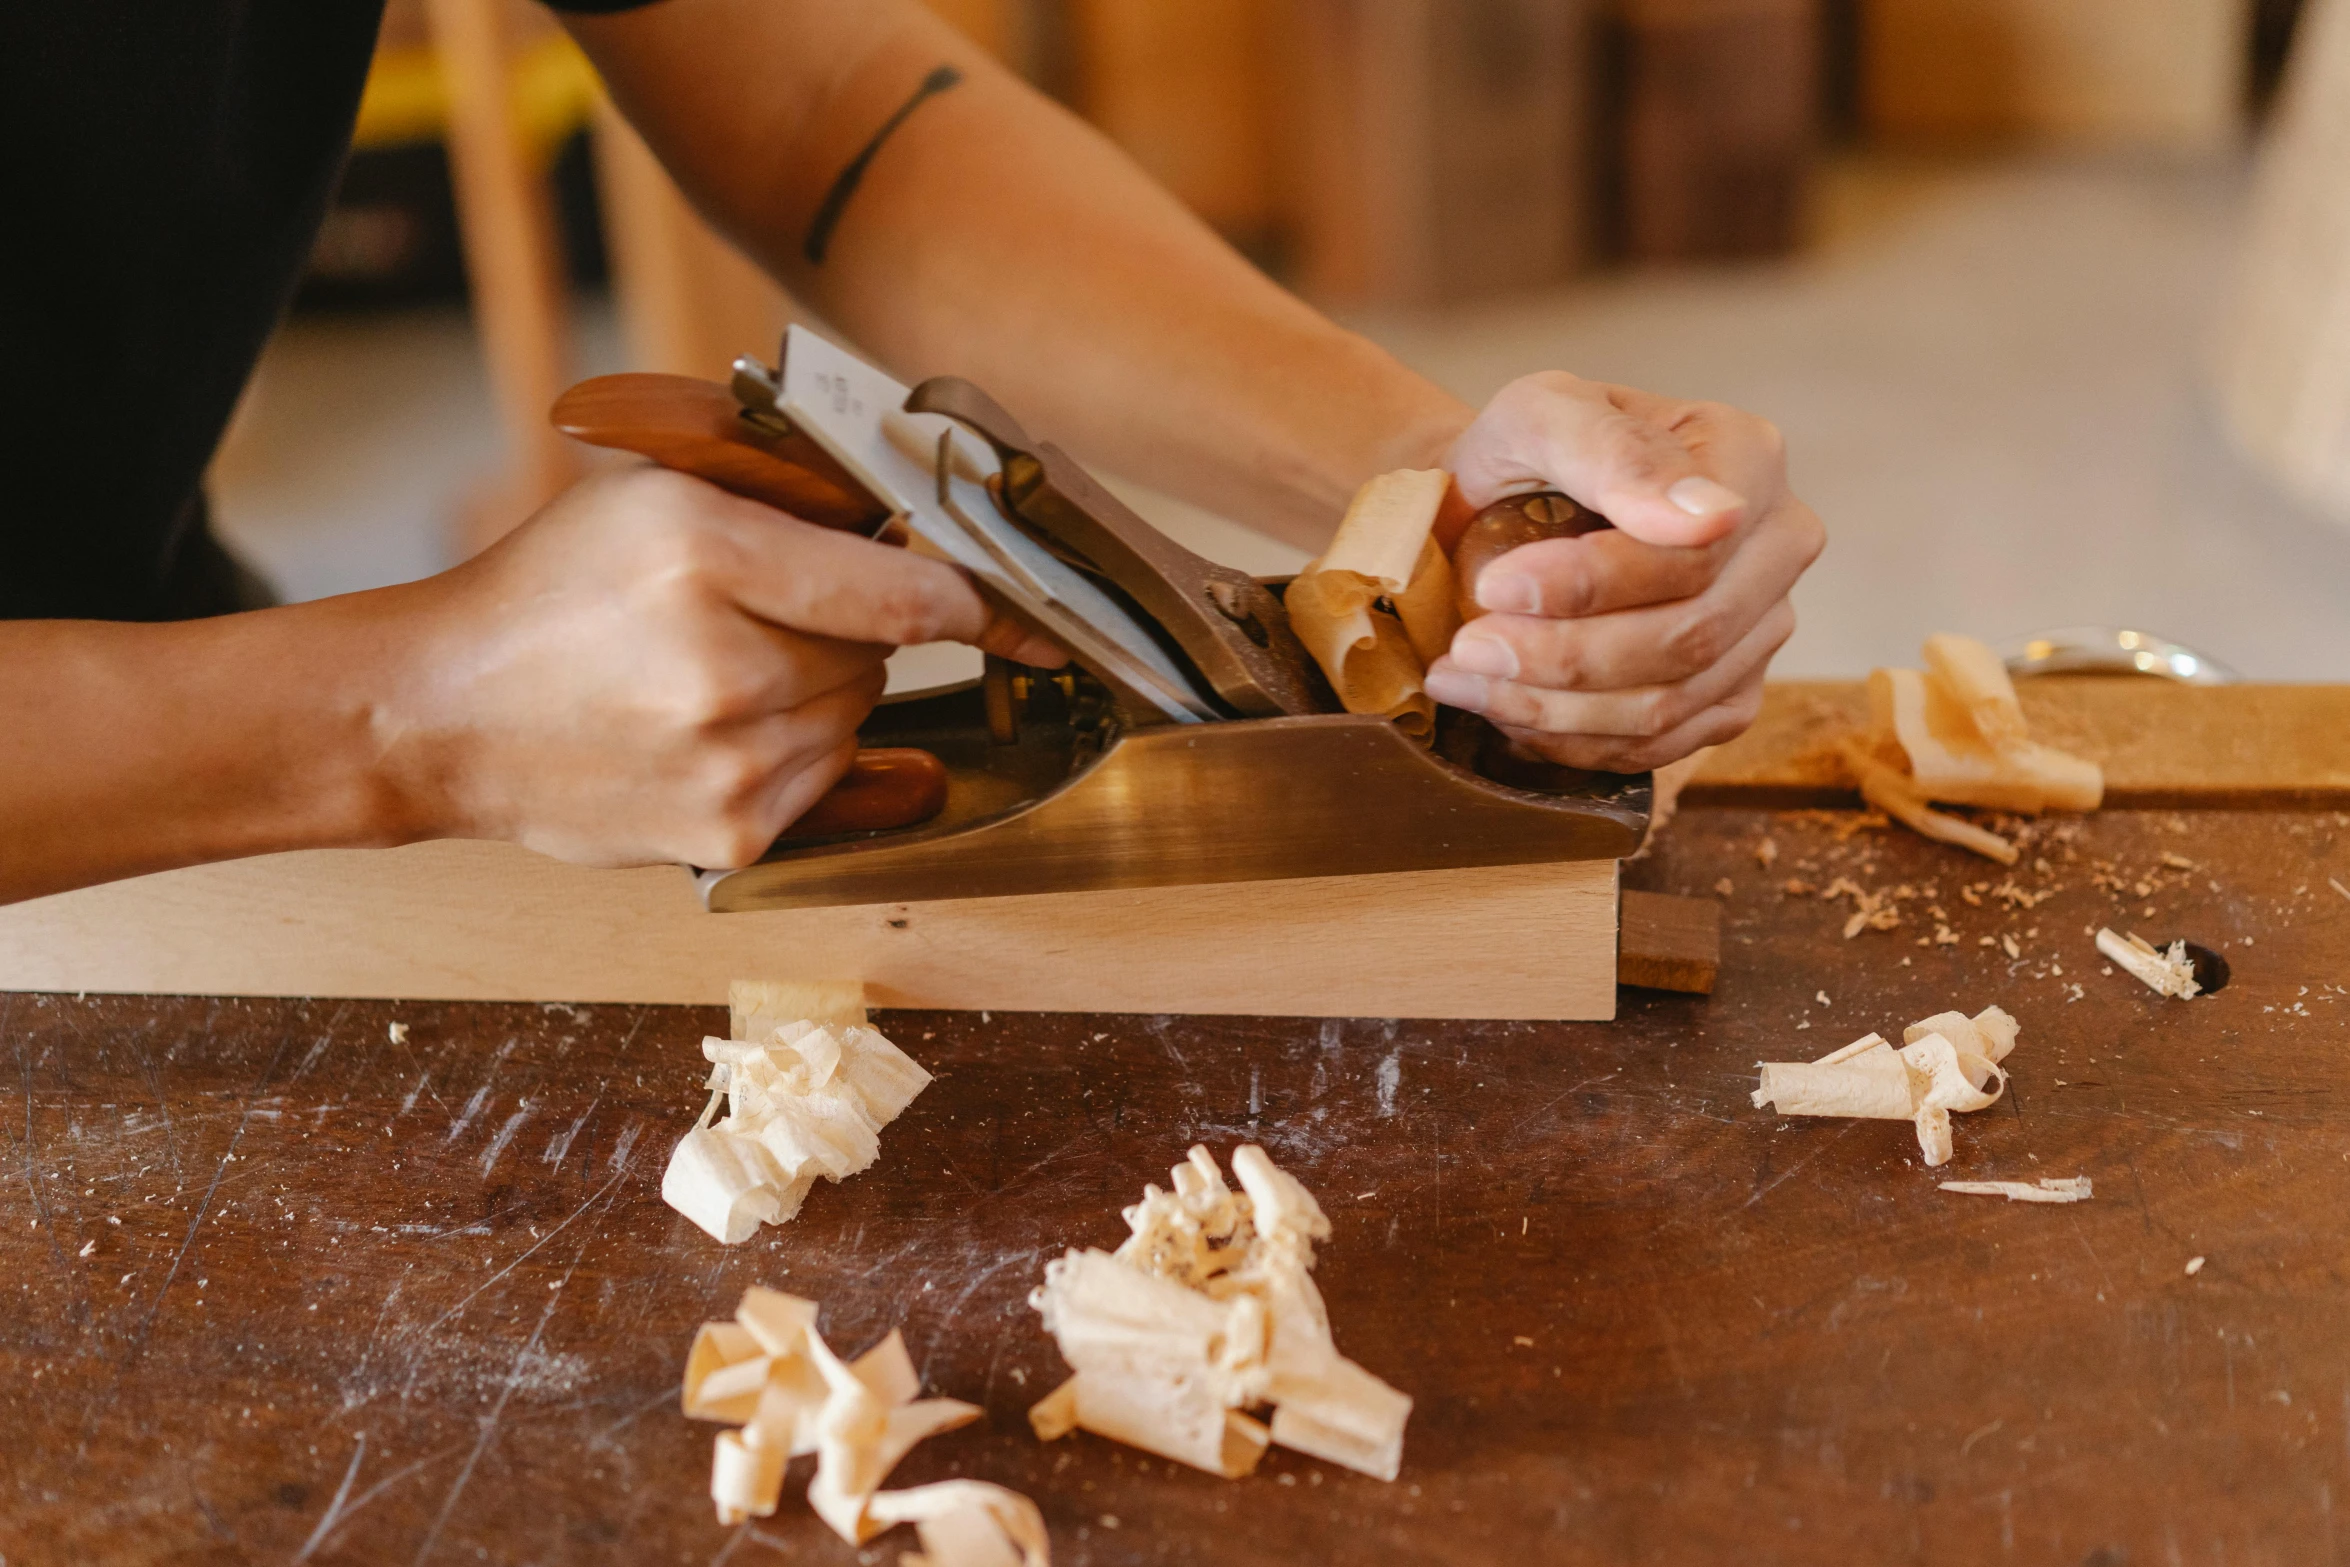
1451,373,1746,548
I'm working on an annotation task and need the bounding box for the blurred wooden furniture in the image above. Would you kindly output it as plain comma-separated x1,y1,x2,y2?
590,104,795,382
421,0,592,554
1609,0,1819,259
1069,0,1281,243
2214,0,2350,525
1288,0,1592,306
1862,0,2251,150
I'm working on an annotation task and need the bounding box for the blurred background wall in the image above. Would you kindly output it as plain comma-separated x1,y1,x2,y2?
208,0,2350,680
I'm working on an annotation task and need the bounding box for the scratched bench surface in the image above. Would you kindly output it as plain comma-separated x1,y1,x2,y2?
3,806,2346,1567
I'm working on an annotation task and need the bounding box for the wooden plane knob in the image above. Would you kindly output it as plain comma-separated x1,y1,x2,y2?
1452,492,1611,624
776,747,950,843
551,373,892,536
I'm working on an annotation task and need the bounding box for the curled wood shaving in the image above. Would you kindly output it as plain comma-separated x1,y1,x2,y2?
868,1482,1051,1567
2095,927,2202,998
1842,634,2103,863
661,982,932,1244
1752,1005,2019,1167
681,1285,1045,1565
1844,742,2020,867
1939,1177,2093,1204
1285,470,1459,737
1028,1144,1412,1483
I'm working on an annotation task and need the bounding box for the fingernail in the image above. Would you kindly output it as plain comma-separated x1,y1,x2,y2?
1448,632,1518,679
1423,668,1487,711
1668,476,1744,517
1475,570,1541,615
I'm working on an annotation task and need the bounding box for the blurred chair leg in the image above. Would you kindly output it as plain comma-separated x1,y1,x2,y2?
425,0,582,557
590,99,795,382
2213,0,2350,527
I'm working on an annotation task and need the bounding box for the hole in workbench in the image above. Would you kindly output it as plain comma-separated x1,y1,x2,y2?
2179,942,2231,995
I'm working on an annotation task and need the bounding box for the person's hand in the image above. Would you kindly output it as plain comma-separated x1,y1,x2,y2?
382,464,1059,869
1420,372,1823,772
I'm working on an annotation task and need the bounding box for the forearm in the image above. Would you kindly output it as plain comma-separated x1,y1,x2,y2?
571,0,1472,549
0,602,428,904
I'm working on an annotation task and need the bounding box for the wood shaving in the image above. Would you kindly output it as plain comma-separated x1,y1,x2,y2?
1841,634,2103,863
681,1285,1048,1565
2095,928,2202,999
1028,1144,1411,1483
1285,470,1459,737
1939,1177,2093,1204
1844,741,2021,866
1752,1005,2019,1166
662,982,931,1243
868,1482,1051,1567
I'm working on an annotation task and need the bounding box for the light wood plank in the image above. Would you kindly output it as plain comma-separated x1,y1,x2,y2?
0,841,1617,1020
1691,679,2350,806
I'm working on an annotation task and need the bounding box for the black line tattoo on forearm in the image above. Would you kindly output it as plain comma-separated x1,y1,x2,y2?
801,64,963,266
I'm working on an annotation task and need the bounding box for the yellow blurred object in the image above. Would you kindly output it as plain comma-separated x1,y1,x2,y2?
351,34,601,163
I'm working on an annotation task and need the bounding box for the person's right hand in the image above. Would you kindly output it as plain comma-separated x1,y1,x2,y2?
381,464,1058,870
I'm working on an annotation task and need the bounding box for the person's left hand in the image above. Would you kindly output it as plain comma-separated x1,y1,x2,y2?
1420,372,1824,772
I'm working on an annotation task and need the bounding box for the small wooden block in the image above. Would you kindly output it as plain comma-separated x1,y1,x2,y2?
1617,889,1721,995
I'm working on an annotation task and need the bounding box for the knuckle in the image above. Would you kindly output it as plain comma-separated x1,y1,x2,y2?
1532,549,1599,619
640,514,731,592
1663,600,1731,671
690,815,776,871
1505,369,1591,408
1596,415,1673,486
1527,685,1588,735
667,664,756,729
865,575,955,646
700,746,773,813
1517,618,1593,690
1628,687,1683,739
1793,504,1827,566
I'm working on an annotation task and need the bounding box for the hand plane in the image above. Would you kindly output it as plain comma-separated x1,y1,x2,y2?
552,327,1650,912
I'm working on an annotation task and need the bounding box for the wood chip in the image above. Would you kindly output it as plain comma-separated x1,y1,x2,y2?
680,1287,1025,1551
1285,470,1459,736
1844,742,2020,866
2094,928,2202,999
662,983,932,1243
1938,1177,2093,1204
1029,1144,1411,1483
1752,1005,2019,1166
1871,660,2103,813
868,1482,1051,1567
1841,634,2102,863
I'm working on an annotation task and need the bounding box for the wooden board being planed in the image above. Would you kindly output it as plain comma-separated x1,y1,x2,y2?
0,838,1618,1019
1691,679,2350,807
5,803,2343,1563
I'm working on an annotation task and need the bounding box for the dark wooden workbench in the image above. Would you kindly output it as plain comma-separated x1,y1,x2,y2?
6,804,2347,1565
